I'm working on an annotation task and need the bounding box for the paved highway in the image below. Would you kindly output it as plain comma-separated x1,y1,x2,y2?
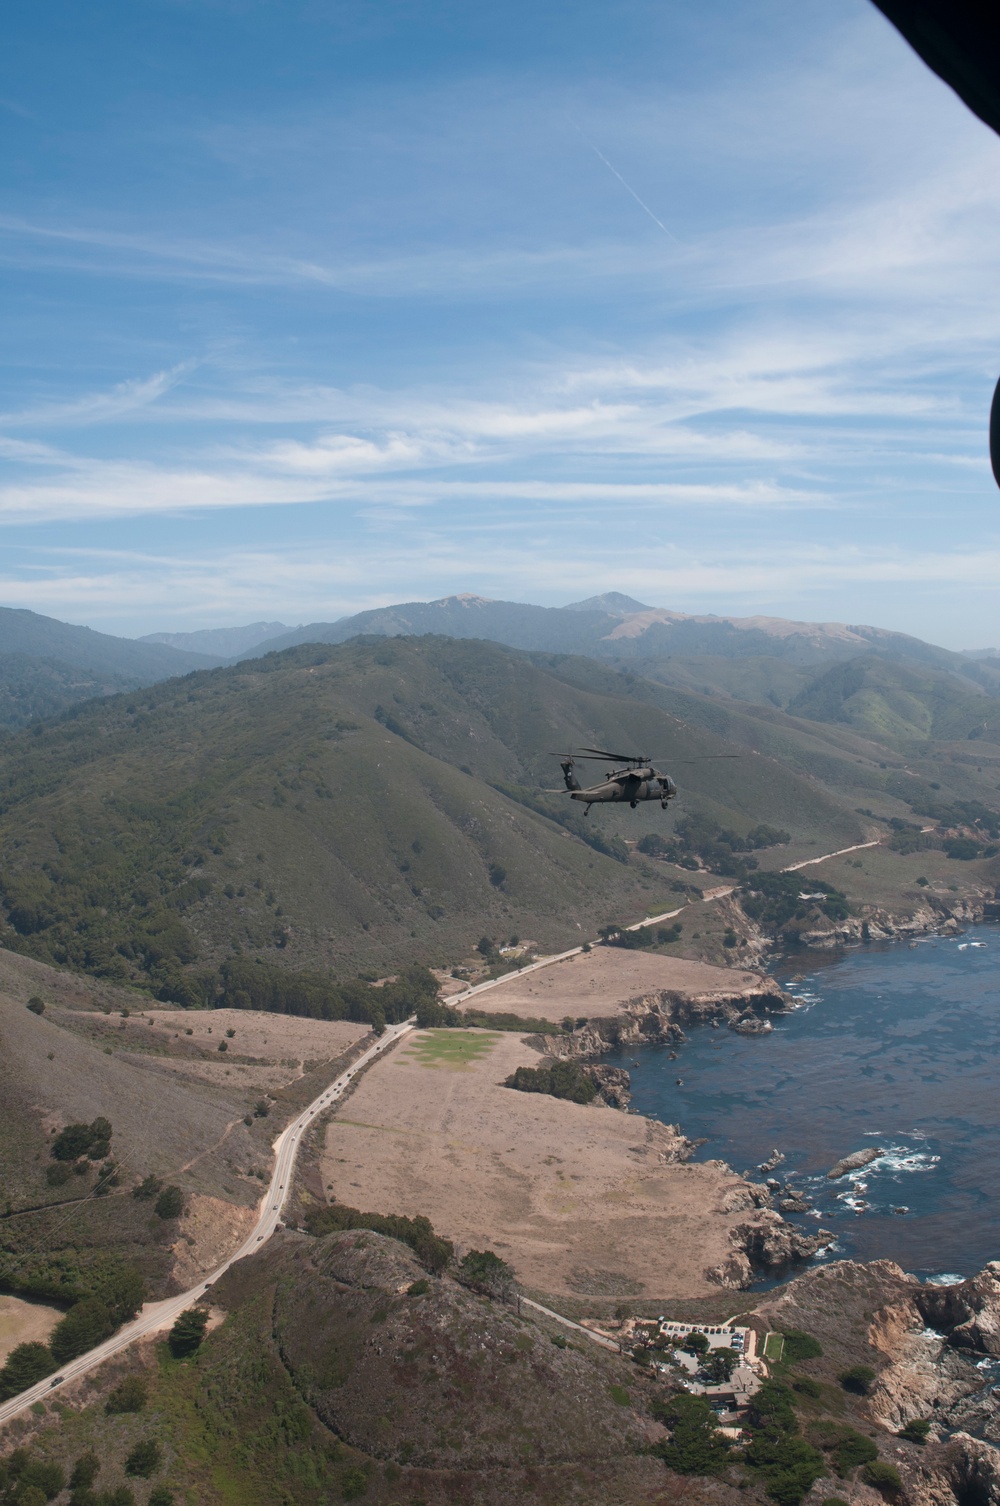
447,839,883,1010
0,1019,413,1426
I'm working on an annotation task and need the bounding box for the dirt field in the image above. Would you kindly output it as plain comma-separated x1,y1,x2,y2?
320,1028,757,1303
0,1295,62,1364
462,948,768,1020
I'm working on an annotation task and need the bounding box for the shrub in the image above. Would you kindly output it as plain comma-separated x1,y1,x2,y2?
26,996,45,1015
105,1374,147,1413
832,1429,878,1474
0,1343,56,1397
124,1439,162,1478
781,1329,823,1362
168,1307,209,1358
899,1417,931,1444
407,1279,429,1296
94,1160,120,1194
838,1363,876,1395
132,1173,162,1201
791,1375,821,1398
862,1459,902,1492
148,1491,175,1506
70,1451,101,1489
154,1185,184,1220
50,1298,115,1363
45,1162,72,1187
17,1459,66,1499
608,1384,630,1405
341,1465,368,1498
15,1488,47,1506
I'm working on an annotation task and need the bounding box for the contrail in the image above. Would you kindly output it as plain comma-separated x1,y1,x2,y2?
586,142,680,244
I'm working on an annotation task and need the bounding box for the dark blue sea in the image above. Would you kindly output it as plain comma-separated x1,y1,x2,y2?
607,925,1000,1282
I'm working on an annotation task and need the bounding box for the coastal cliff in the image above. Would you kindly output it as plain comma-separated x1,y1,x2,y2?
533,970,793,1060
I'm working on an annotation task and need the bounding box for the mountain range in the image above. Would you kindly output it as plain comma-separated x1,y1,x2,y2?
3,594,1000,749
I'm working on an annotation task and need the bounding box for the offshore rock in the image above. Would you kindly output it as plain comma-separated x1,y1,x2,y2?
828,1146,886,1179
729,1014,773,1034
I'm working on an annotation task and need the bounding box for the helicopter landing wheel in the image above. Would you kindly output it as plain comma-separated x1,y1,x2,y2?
630,800,638,809
661,800,669,809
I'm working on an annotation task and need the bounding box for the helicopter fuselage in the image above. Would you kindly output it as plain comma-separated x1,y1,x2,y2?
566,763,677,809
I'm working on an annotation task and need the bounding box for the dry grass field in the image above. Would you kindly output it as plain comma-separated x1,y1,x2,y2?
0,1295,62,1364
463,946,771,1020
320,1027,758,1303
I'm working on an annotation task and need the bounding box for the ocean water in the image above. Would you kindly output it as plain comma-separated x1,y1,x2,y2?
606,925,1000,1281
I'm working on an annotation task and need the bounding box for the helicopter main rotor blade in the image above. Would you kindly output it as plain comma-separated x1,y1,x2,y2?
672,754,743,762
579,746,649,762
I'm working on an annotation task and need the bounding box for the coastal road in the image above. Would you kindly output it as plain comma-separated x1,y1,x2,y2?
446,839,882,1010
0,1019,414,1427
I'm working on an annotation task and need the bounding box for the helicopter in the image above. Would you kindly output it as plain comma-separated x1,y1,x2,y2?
548,746,740,814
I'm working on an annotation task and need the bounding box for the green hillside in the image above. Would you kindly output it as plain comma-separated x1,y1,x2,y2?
0,654,137,730
0,637,864,996
0,608,220,730
786,655,1000,748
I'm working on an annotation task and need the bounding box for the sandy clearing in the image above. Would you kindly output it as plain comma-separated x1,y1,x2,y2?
464,948,768,1021
0,1296,61,1364
170,1194,257,1287
321,1029,754,1302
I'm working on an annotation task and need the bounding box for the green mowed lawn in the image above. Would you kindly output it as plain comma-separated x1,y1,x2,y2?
403,1029,499,1068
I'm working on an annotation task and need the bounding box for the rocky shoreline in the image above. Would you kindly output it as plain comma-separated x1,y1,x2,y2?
753,1257,1000,1503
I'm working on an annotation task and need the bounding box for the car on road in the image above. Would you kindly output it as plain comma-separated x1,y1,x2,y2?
50,1377,63,1387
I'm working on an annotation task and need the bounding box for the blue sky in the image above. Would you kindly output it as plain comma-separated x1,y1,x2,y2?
2,0,999,648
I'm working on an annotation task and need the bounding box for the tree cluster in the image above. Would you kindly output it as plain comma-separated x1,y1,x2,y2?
304,1203,453,1273
739,872,849,935
456,1249,515,1301
742,1379,825,1505
51,1117,112,1164
504,1062,597,1105
653,1393,732,1476
0,1261,144,1400
638,817,790,879
216,958,439,1034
